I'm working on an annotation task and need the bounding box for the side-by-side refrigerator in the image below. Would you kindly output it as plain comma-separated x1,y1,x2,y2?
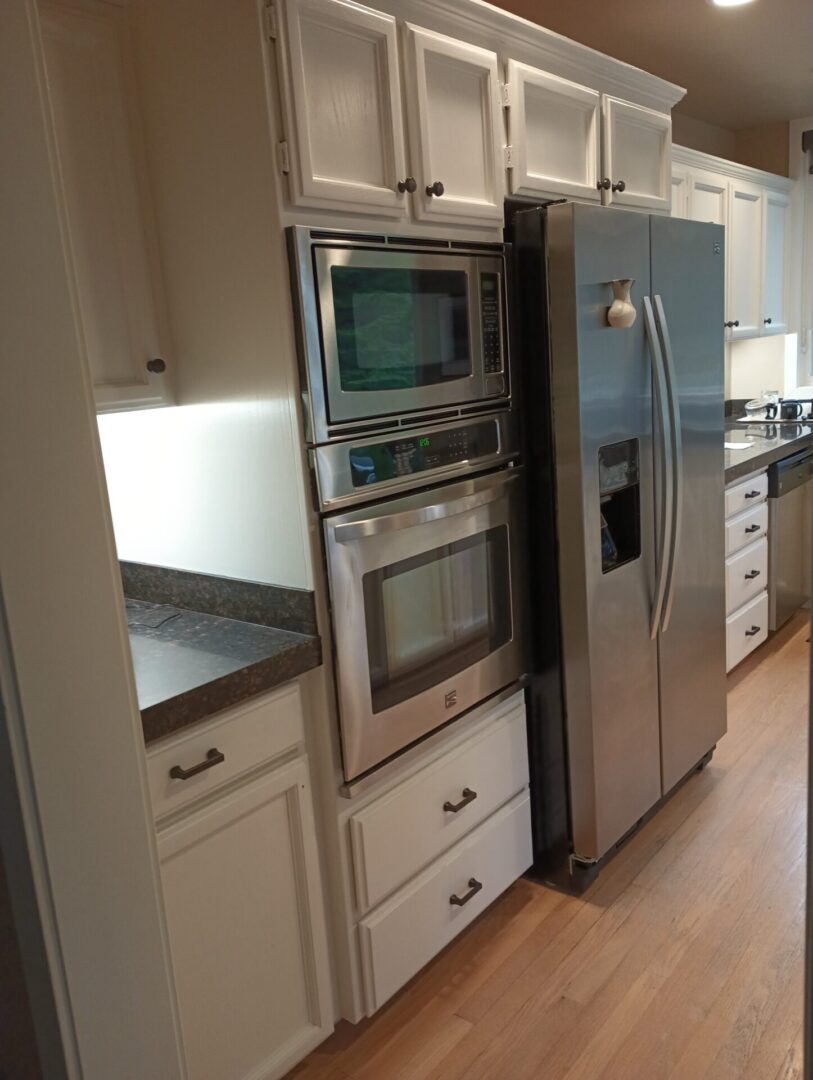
512,202,727,891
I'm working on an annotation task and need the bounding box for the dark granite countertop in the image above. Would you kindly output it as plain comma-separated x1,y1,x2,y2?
121,564,321,744
725,419,813,484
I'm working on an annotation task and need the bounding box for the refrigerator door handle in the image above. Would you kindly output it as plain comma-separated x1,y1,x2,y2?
643,295,673,640
654,295,684,634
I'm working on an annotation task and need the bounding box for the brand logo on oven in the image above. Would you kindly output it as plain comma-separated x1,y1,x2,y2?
445,689,458,709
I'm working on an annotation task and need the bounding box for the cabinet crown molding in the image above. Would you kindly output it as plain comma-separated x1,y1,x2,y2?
672,144,794,194
369,0,686,113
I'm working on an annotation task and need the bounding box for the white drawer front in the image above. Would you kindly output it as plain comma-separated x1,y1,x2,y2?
358,791,532,1014
726,590,769,672
725,502,768,557
725,536,768,616
725,472,767,519
147,683,305,821
350,702,529,912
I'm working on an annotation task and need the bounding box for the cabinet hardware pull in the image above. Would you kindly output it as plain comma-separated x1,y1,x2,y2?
745,524,760,533
426,180,445,197
443,787,478,813
611,179,626,193
744,569,761,580
745,625,761,637
597,177,611,191
146,357,166,374
764,317,773,325
744,490,761,499
169,747,225,780
724,320,740,329
449,877,483,907
397,177,417,193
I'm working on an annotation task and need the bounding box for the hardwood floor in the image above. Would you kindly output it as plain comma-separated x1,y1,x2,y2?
294,613,810,1080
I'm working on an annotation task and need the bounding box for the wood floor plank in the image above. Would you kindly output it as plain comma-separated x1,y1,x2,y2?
294,613,809,1080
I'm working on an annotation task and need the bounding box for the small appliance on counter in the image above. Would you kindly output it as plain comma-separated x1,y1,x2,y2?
288,227,527,784
510,202,727,891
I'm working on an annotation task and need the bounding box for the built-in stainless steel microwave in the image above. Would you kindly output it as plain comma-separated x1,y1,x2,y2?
287,226,510,445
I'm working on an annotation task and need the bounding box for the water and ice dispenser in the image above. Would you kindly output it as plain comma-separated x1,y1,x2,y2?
598,439,641,573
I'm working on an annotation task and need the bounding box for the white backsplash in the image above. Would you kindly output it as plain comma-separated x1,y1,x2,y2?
728,334,798,402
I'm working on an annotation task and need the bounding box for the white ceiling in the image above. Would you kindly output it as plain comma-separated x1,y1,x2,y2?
493,0,813,129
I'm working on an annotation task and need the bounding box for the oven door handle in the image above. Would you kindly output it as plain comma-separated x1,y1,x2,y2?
331,472,518,543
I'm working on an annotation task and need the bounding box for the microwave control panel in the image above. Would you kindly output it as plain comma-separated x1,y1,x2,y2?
481,273,502,375
348,421,500,488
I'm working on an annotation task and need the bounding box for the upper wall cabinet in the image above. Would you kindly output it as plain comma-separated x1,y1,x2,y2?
671,166,688,219
38,0,172,411
280,0,408,215
403,26,504,225
504,62,600,202
672,146,795,341
602,97,671,211
762,189,790,335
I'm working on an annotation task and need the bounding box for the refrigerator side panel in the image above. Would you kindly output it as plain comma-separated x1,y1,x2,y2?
650,216,727,793
547,203,662,861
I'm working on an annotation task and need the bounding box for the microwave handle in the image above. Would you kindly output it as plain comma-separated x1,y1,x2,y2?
332,472,518,543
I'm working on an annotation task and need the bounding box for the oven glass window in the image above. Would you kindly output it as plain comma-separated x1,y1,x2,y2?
330,267,472,391
362,527,511,713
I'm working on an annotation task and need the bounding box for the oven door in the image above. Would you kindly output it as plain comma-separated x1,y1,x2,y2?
313,246,506,427
324,468,526,780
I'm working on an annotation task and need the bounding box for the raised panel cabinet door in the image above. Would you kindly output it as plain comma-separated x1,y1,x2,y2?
280,0,408,215
602,97,671,211
38,0,171,411
762,190,790,334
728,180,765,340
158,757,333,1080
686,168,728,226
505,60,600,201
671,166,689,218
404,25,504,225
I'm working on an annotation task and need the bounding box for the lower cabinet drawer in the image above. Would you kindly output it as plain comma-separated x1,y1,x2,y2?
725,502,768,557
358,790,532,1015
725,537,768,616
725,472,768,518
726,590,769,672
350,699,529,912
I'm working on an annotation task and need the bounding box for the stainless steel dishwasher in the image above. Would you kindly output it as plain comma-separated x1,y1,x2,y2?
768,447,813,630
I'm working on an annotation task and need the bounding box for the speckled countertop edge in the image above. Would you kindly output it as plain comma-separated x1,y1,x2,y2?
724,423,813,484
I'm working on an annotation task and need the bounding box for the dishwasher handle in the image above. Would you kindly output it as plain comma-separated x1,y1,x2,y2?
769,449,813,498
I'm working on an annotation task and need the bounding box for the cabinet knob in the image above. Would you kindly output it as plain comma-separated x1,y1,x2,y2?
397,176,417,194
724,321,740,329
146,357,166,374
764,317,773,325
426,180,445,197
597,177,611,191
612,180,626,193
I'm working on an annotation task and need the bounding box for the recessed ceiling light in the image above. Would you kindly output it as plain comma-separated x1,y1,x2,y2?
707,0,756,6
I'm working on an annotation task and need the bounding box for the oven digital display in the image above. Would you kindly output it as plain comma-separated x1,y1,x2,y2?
348,422,499,488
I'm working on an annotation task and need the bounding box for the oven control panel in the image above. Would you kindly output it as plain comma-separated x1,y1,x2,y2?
481,272,502,375
348,421,500,489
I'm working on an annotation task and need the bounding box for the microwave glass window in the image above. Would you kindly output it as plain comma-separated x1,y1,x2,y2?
330,267,472,392
362,527,511,713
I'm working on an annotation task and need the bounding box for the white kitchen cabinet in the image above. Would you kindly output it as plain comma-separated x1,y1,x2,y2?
687,168,728,228
279,0,408,215
158,755,333,1080
38,0,172,411
403,24,504,225
671,166,688,219
727,180,765,340
724,470,769,672
601,96,671,212
505,61,601,202
762,189,790,334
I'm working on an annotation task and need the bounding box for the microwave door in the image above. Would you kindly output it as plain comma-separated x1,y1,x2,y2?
324,470,526,780
313,247,492,426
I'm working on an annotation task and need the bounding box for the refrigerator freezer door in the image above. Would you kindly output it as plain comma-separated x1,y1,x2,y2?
650,216,727,794
546,203,662,861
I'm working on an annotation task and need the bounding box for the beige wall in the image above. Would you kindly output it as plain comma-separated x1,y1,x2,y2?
672,113,737,160
674,112,790,177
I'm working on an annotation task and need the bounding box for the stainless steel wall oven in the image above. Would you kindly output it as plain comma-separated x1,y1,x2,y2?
287,226,510,445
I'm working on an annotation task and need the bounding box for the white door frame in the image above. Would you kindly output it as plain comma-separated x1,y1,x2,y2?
0,3,184,1076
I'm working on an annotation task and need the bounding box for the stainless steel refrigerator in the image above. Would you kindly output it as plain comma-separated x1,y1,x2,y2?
512,201,727,890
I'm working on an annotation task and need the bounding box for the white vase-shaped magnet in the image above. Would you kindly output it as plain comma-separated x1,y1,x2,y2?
607,279,637,328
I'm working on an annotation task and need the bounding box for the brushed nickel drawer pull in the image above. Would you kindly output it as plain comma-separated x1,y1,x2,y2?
449,878,482,907
169,748,225,781
443,787,477,813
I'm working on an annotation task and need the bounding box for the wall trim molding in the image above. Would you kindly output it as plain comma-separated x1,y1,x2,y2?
672,143,794,193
